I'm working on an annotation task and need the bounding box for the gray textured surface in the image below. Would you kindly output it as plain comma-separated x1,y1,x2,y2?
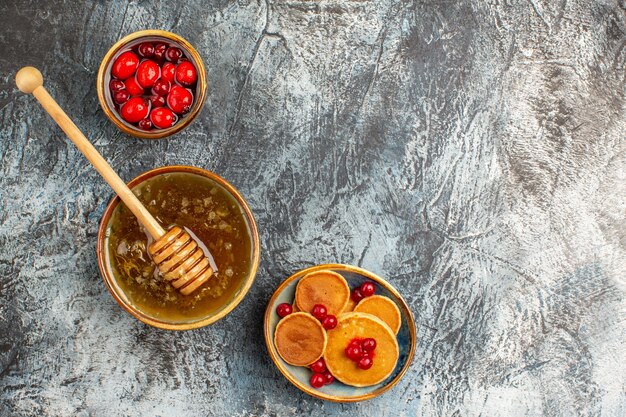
1,0,625,416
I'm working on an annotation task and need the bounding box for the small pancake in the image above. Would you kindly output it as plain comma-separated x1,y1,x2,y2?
354,295,402,334
324,312,399,387
274,312,327,366
295,270,350,316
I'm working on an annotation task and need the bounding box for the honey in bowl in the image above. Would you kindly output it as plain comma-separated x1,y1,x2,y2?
100,168,258,326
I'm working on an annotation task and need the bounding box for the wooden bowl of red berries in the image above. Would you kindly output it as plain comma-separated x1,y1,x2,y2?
96,30,207,139
264,264,416,402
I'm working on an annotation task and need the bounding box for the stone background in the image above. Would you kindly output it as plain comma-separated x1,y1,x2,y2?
1,0,625,416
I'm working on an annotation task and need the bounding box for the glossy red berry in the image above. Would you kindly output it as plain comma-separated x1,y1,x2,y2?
351,288,364,303
136,60,160,88
309,359,327,374
166,85,193,114
109,79,125,91
310,373,325,389
150,107,176,129
361,338,377,352
165,47,183,62
345,344,363,362
138,118,152,130
323,371,335,385
161,62,176,83
120,97,149,123
149,94,165,108
321,315,337,330
137,42,154,58
360,282,375,297
357,356,373,370
113,90,130,105
311,304,327,320
153,43,167,61
175,61,197,86
124,77,144,96
152,79,171,96
276,303,292,318
111,51,139,79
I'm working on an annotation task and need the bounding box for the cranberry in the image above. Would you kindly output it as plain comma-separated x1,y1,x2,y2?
351,288,364,303
323,371,335,385
136,60,160,88
345,344,363,362
124,77,144,96
310,373,325,389
357,356,373,370
309,359,327,374
152,79,171,96
360,282,375,297
109,79,125,91
165,47,183,62
150,107,176,129
321,315,337,330
111,51,139,80
276,303,292,318
153,43,167,61
161,62,176,83
138,118,152,130
113,90,130,105
175,61,197,86
362,338,377,352
166,85,193,114
120,97,149,123
137,42,154,58
148,94,166,108
311,304,327,320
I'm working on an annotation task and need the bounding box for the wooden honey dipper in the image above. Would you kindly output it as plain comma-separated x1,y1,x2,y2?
16,67,214,296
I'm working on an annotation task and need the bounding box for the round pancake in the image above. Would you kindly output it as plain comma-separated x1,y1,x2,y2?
354,295,402,334
274,312,327,366
295,270,350,316
324,312,399,387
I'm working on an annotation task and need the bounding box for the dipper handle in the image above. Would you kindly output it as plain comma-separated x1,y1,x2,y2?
15,66,165,239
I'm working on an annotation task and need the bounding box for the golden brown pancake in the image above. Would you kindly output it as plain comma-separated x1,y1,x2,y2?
274,312,327,366
324,312,399,387
354,295,402,334
295,270,350,316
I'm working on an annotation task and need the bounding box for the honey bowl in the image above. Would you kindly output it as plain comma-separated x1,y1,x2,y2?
97,166,260,330
264,264,416,402
96,30,207,139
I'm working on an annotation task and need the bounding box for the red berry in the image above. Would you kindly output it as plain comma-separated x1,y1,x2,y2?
120,97,149,123
109,79,125,91
348,339,362,348
137,42,154,58
113,90,130,105
166,85,193,114
175,61,197,86
136,60,160,88
138,118,152,130
165,47,183,62
309,359,327,374
321,315,337,330
323,371,335,385
311,304,327,320
111,51,139,80
276,303,292,318
161,62,176,83
152,79,171,96
310,373,325,389
360,282,375,297
153,43,167,61
149,94,166,108
150,107,176,129
351,288,364,303
124,77,144,96
362,338,377,352
345,344,363,362
357,356,373,370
